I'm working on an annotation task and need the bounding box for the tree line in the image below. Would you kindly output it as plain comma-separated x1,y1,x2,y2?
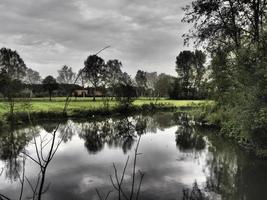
0,47,210,104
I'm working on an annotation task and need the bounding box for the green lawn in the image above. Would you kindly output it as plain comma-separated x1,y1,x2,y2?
0,97,212,117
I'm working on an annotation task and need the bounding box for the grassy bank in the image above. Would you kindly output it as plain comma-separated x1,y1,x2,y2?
186,104,267,158
0,98,211,123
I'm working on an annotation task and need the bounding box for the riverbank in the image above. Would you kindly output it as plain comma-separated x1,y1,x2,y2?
0,98,211,126
185,105,267,158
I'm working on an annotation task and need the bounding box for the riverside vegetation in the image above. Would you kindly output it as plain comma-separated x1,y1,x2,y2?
0,97,210,124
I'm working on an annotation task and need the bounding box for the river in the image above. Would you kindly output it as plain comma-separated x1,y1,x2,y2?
0,112,266,200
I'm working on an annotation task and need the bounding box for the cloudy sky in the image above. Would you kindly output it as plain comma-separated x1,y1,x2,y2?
0,0,193,78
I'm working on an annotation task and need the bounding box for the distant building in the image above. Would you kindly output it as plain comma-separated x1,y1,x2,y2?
87,87,104,97
72,89,89,97
72,88,104,97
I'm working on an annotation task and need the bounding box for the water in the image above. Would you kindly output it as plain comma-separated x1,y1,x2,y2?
0,112,267,200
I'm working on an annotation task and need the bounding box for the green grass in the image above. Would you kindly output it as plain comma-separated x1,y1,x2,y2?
0,97,212,119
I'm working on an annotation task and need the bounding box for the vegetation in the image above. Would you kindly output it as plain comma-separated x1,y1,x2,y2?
42,75,58,101
56,65,76,84
182,0,267,153
83,55,106,101
0,48,27,115
173,50,208,99
0,98,209,121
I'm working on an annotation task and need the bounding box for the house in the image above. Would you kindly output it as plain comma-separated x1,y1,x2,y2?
72,89,89,97
87,87,104,96
72,87,104,97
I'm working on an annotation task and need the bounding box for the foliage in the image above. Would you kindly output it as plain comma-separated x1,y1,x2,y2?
0,47,27,80
114,72,137,109
174,50,207,99
145,72,157,98
182,0,267,149
42,76,58,101
84,55,106,101
105,59,123,88
135,70,147,97
0,48,27,115
155,73,175,98
0,73,24,114
24,68,42,85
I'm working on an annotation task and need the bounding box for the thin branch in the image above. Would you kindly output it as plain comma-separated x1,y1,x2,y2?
136,171,145,200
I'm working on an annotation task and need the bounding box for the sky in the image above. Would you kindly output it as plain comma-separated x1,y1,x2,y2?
0,0,193,78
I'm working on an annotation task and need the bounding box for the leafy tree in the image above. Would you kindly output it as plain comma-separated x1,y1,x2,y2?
182,0,267,49
193,50,207,96
57,65,76,84
176,51,195,99
0,48,27,115
105,59,123,97
120,72,133,86
175,50,207,99
146,72,158,99
84,55,106,101
155,73,175,98
0,74,24,115
0,48,27,80
114,72,137,109
135,70,147,97
24,68,42,85
42,76,58,101
182,0,267,147
56,65,77,96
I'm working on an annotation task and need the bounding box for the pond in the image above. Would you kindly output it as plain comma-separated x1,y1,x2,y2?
0,112,267,200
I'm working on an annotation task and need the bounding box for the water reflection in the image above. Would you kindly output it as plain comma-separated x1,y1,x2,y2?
182,181,208,200
0,124,33,183
0,112,267,200
175,113,206,152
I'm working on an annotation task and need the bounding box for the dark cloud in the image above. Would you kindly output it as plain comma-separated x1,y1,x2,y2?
0,0,193,77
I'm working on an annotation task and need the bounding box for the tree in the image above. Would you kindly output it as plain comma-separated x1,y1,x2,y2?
42,76,58,101
84,55,106,101
175,51,195,99
0,73,24,115
0,47,27,80
114,72,137,109
193,50,206,94
135,70,147,97
175,50,207,99
105,59,123,97
146,72,158,99
24,68,42,85
182,0,267,146
155,73,175,98
57,65,76,84
182,0,267,50
0,48,27,115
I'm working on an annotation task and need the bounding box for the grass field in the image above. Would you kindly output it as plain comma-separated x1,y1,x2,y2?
0,97,211,118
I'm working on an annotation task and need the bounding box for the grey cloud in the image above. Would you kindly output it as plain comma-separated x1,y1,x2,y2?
0,0,193,77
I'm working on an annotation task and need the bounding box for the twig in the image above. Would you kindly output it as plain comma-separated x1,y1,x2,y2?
130,136,141,200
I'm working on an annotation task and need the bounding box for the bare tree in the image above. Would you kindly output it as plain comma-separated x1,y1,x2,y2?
56,65,76,84
24,68,42,85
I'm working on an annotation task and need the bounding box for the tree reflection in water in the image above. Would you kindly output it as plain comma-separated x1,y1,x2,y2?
0,112,267,200
182,181,208,200
0,120,66,200
78,116,148,154
0,124,32,183
175,113,206,152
